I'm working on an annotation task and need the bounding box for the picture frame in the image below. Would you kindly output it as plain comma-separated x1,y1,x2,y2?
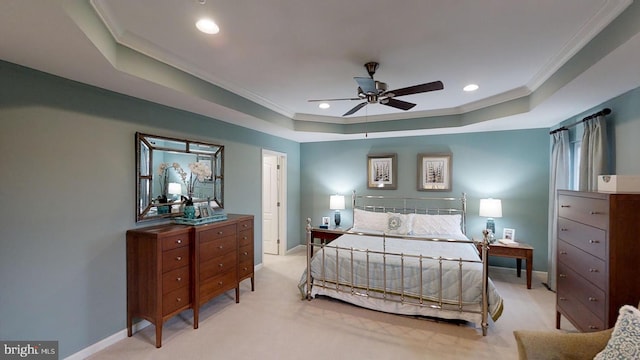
503,228,516,240
196,154,214,182
199,204,212,218
367,153,397,189
321,216,330,228
417,153,452,191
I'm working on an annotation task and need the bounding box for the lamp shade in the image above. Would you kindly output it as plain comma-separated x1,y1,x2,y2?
168,182,182,195
479,198,502,218
329,195,345,210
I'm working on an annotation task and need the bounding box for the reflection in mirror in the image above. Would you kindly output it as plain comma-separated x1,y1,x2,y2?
136,132,224,222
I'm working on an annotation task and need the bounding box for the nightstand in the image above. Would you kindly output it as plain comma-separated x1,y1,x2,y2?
476,241,534,289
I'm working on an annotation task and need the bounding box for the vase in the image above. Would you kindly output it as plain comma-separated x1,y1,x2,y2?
157,205,170,214
184,205,196,219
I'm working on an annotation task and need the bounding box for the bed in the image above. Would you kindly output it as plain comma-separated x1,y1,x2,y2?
298,192,504,335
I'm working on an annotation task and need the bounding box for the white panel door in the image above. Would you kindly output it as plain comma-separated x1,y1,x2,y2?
262,154,279,255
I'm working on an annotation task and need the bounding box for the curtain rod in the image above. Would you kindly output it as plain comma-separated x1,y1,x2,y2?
549,108,611,135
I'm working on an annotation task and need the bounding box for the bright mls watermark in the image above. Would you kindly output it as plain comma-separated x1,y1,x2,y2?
1,341,57,359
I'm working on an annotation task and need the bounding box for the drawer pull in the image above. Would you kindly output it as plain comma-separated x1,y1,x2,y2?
588,325,599,330
176,297,182,303
589,240,600,244
218,263,224,268
217,231,223,235
243,236,248,240
560,205,570,208
218,281,223,285
588,297,598,302
559,274,567,278
176,277,182,282
218,245,224,249
176,239,182,244
589,268,599,273
176,256,182,261
559,251,567,255
243,224,248,228
243,267,248,271
559,297,567,301
243,251,248,256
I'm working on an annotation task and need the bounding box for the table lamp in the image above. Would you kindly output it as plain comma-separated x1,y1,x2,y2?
168,182,182,200
329,194,345,227
479,198,502,235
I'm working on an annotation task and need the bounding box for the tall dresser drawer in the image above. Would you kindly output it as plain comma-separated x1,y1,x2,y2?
558,240,606,288
162,246,190,272
162,286,190,316
557,286,606,332
200,236,236,261
239,228,253,247
199,270,237,303
558,261,606,320
162,234,190,251
558,194,609,229
238,244,253,277
238,219,253,231
162,266,190,294
557,217,606,259
199,224,237,243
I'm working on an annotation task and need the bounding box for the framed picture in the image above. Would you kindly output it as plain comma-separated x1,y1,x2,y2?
196,155,214,182
367,153,397,189
503,228,516,240
321,216,330,226
199,204,211,218
417,153,452,191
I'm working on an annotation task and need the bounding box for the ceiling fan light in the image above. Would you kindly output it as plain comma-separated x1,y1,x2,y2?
318,103,330,109
463,84,479,92
196,18,219,34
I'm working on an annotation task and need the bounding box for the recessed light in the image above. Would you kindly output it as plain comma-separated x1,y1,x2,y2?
196,18,219,34
319,103,330,109
463,84,479,92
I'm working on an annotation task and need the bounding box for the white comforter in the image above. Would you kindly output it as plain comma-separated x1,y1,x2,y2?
299,233,503,321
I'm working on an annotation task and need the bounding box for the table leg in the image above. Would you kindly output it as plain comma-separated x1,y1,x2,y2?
516,259,522,277
526,251,533,289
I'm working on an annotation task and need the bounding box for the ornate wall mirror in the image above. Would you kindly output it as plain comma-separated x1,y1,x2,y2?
136,132,224,222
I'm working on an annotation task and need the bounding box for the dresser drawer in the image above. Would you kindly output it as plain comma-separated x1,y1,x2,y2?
558,240,606,289
198,224,237,243
558,194,609,229
162,286,190,316
162,266,190,294
199,270,237,304
162,246,190,272
161,233,190,251
199,252,237,281
238,219,253,231
557,288,606,332
557,261,606,320
239,228,253,247
200,235,236,262
239,244,253,266
557,217,606,259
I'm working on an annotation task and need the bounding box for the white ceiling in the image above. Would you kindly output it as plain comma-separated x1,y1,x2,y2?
1,0,639,142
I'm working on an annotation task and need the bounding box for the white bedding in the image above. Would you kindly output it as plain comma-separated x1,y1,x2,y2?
299,233,503,322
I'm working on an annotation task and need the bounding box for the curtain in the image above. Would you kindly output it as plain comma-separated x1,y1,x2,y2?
579,115,608,191
547,130,569,291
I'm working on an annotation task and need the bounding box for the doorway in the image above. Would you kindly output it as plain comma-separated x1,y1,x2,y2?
262,150,287,257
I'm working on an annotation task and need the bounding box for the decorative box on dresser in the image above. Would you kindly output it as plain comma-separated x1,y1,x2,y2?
127,214,254,347
556,190,640,332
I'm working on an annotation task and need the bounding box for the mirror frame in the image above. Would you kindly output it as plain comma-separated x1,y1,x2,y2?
135,132,224,222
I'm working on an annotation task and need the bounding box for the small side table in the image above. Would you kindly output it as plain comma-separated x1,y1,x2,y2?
309,228,343,255
476,241,534,289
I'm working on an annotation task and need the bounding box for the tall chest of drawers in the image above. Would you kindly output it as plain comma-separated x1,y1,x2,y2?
127,214,254,347
556,190,640,332
126,224,192,348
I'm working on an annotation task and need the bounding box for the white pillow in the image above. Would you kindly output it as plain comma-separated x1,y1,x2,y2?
594,305,640,360
386,213,413,235
411,214,464,236
352,208,389,232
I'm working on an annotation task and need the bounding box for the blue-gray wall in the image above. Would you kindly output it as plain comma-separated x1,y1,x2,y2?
0,61,301,357
3,56,640,358
300,129,551,272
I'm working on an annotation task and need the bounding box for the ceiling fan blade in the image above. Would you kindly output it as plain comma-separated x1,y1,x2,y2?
381,98,416,111
354,77,376,94
343,102,368,116
308,97,361,102
387,81,444,97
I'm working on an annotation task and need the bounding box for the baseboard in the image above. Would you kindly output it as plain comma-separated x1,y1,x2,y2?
64,320,151,360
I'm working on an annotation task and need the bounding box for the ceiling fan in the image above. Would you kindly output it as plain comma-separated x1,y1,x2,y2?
308,62,444,116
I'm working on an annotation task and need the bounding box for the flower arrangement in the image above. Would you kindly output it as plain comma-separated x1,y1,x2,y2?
157,162,183,203
157,161,212,206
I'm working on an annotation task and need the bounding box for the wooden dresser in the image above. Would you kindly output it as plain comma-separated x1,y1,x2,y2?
127,214,254,347
556,190,640,332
